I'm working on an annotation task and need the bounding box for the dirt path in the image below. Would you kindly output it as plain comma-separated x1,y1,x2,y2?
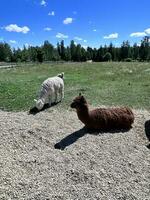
0,108,150,200
0,64,16,69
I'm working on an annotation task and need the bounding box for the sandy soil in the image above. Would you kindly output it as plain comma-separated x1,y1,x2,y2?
0,107,150,200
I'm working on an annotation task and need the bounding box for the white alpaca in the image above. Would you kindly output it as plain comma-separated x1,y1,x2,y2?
34,72,64,110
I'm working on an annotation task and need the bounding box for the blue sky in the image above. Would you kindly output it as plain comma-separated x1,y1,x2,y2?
0,0,150,48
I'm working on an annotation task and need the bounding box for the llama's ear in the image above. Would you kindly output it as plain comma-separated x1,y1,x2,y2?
34,99,37,102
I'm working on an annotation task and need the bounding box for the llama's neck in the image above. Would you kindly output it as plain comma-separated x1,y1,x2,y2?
76,104,90,124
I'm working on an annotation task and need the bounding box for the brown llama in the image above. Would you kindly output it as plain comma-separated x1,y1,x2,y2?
70,94,134,130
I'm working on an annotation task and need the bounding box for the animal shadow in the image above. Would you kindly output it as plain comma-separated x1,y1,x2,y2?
54,126,131,150
144,120,150,149
144,120,150,141
54,127,87,150
29,102,59,115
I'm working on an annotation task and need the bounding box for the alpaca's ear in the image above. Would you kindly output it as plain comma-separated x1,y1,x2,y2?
62,72,64,79
80,95,86,103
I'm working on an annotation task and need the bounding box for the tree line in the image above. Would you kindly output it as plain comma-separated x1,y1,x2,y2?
0,36,150,62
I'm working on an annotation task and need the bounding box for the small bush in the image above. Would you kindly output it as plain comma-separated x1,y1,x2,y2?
124,58,132,62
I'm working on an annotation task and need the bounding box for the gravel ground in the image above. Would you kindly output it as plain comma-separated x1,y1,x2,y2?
0,107,150,200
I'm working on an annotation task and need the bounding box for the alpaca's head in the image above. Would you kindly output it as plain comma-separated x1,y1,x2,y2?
70,93,87,109
34,99,44,110
57,72,64,79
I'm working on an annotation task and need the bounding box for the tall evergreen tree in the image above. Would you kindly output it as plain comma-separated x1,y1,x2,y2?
60,40,66,60
96,46,104,61
87,47,93,60
42,40,54,61
120,40,131,60
0,42,12,62
57,42,61,57
132,43,139,60
70,40,76,61
21,46,29,62
36,47,44,63
139,36,150,61
75,44,82,61
64,47,71,61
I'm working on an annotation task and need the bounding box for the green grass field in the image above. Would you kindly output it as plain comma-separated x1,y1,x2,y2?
0,62,150,111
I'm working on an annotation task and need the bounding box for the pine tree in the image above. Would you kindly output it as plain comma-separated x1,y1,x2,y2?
21,45,29,62
75,44,82,61
120,40,131,61
42,40,54,61
96,46,104,61
0,42,12,62
139,36,149,61
60,40,66,60
36,48,44,63
70,40,76,61
132,43,139,60
87,47,93,60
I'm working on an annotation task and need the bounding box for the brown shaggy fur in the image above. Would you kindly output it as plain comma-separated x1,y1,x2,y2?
70,94,134,130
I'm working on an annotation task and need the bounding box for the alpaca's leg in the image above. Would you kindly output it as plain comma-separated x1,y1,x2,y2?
47,90,53,106
48,96,52,106
62,85,64,99
60,88,64,101
54,90,58,103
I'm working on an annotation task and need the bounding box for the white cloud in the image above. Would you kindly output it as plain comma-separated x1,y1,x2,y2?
144,28,150,35
4,24,30,34
130,32,146,37
0,37,3,41
93,29,97,32
63,18,73,25
56,33,68,39
103,33,118,39
74,37,87,43
25,43,32,48
44,27,52,31
48,11,55,16
137,43,141,47
74,36,82,41
9,40,17,44
130,27,150,37
40,0,46,6
82,45,88,49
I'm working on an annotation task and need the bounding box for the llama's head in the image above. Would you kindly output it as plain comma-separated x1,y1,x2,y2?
70,93,87,109
57,72,64,79
34,99,44,110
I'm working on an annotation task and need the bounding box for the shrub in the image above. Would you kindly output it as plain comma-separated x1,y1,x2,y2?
124,58,132,62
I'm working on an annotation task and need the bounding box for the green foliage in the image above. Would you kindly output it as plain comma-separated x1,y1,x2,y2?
0,42,12,62
36,48,44,63
103,52,112,61
70,40,76,61
0,62,150,111
0,36,150,63
120,40,131,60
124,58,132,62
42,40,54,61
139,36,149,61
